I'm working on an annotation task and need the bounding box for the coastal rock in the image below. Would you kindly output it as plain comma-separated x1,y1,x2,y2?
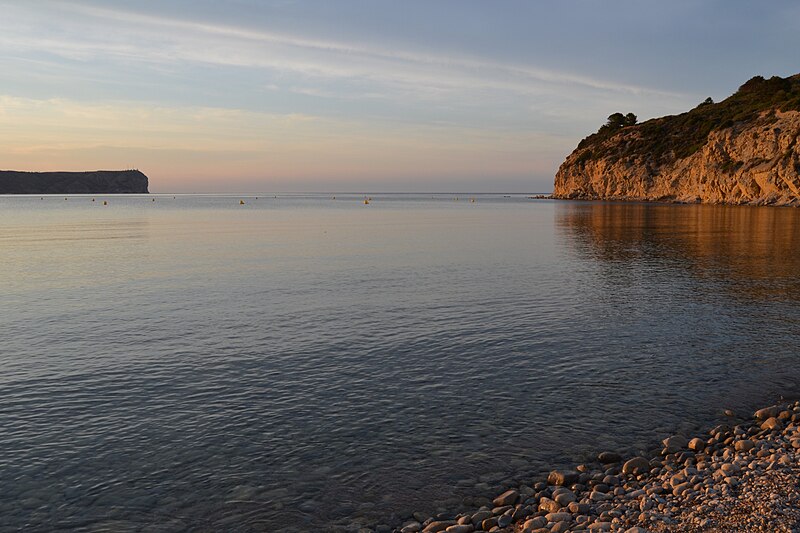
547,470,578,486
522,517,547,531
544,512,572,523
388,400,800,533
480,517,497,531
622,457,650,475
662,435,688,454
553,490,576,507
496,514,512,527
469,511,491,526
687,437,705,451
568,502,590,514
444,525,473,533
754,406,779,420
538,497,560,514
492,489,518,507
422,521,455,533
550,522,570,533
597,451,622,464
552,74,800,206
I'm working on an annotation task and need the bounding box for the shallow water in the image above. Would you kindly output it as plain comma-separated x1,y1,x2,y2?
1,194,799,532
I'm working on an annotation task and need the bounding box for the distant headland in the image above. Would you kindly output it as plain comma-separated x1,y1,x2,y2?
554,73,800,206
0,170,149,194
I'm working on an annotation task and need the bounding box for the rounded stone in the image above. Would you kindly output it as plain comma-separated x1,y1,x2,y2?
598,451,622,464
688,438,705,451
622,457,650,475
547,471,579,486
492,489,519,507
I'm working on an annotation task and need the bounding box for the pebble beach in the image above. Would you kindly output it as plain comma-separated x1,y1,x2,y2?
382,401,800,533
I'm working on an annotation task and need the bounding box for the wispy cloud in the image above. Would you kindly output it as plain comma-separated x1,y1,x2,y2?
0,0,717,191
2,0,685,101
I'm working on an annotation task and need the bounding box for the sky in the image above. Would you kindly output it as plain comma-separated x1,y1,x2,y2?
0,1,798,193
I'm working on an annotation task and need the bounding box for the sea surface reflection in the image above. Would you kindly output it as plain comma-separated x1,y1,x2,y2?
1,195,798,532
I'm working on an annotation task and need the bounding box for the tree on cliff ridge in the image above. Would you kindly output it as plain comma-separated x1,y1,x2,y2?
601,112,637,133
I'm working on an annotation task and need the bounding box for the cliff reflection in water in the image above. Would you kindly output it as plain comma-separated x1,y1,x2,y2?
556,201,800,301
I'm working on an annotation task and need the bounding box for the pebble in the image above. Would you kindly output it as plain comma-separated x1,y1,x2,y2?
491,489,518,507
523,516,547,530
422,521,454,533
388,400,800,533
622,457,649,475
662,435,688,454
687,437,704,451
544,512,572,523
553,490,576,506
754,406,779,420
547,471,578,486
598,451,622,464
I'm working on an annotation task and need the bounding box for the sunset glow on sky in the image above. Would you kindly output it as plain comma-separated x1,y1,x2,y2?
1,0,798,192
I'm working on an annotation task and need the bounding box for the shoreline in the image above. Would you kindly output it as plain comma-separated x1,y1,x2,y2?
545,195,800,208
382,401,800,533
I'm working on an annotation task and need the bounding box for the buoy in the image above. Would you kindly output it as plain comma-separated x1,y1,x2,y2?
92,198,95,202
103,201,108,205
256,196,259,200
364,199,369,205
471,198,475,203
332,196,335,199
65,197,68,200
240,200,245,205
152,198,155,202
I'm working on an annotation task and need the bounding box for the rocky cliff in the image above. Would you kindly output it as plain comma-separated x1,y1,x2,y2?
554,74,800,206
0,170,149,194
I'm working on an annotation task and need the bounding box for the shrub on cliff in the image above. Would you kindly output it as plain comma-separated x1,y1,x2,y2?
575,73,800,164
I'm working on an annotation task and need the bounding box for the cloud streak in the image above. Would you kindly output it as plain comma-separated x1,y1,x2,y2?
4,0,684,101
5,0,772,191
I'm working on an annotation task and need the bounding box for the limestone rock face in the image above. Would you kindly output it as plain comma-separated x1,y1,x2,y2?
553,111,800,206
0,170,149,194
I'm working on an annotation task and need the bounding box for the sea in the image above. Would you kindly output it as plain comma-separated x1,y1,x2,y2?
2,193,799,532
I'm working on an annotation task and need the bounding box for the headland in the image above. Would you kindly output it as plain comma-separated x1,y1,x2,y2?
0,170,149,194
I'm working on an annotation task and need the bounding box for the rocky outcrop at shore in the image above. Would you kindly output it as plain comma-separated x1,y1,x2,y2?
553,74,800,206
384,401,800,533
0,170,149,194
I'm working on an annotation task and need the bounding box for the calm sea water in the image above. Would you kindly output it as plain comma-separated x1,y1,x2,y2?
2,194,800,532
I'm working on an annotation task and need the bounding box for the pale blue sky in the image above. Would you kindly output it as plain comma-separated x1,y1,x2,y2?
0,1,797,192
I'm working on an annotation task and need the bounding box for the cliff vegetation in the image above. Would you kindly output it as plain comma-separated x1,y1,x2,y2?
554,74,800,206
